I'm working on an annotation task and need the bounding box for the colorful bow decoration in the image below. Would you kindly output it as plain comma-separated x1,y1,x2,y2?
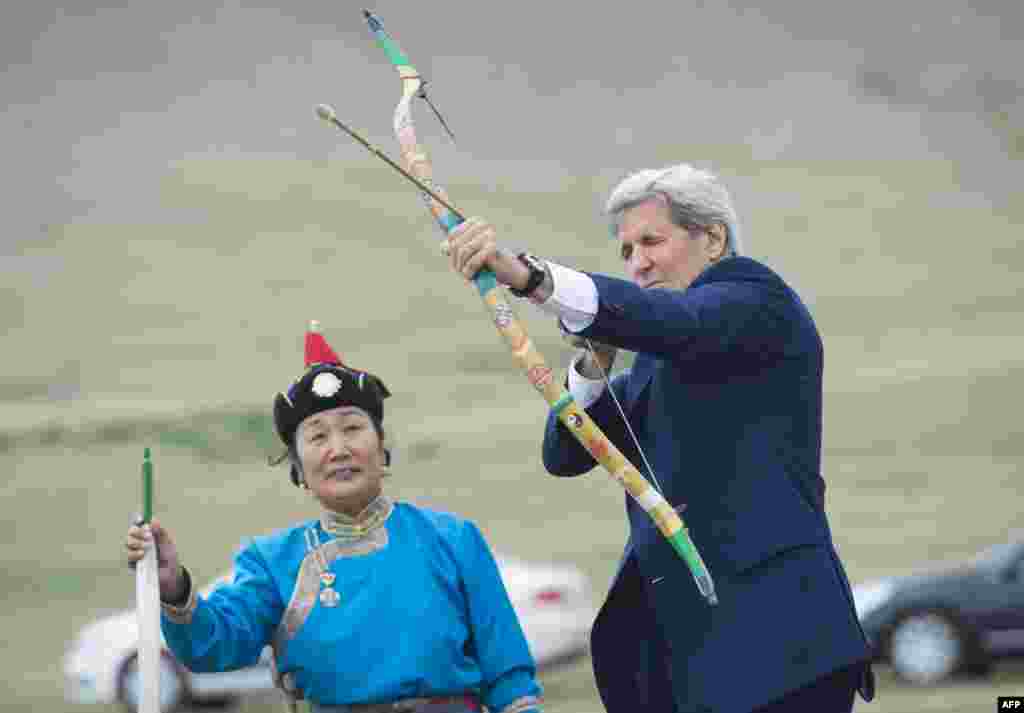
319,10,717,605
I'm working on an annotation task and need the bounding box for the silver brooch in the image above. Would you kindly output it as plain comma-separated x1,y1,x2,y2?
319,572,340,607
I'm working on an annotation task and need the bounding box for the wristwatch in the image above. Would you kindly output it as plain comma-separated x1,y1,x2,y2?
508,252,547,298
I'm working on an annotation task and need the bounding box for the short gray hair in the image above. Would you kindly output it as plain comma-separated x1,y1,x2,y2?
604,163,744,256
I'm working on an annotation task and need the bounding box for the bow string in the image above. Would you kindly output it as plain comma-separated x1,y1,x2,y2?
361,10,717,605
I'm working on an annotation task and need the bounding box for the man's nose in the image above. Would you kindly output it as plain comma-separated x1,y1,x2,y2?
630,249,653,274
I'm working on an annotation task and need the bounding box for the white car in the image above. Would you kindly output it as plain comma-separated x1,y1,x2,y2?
64,554,597,712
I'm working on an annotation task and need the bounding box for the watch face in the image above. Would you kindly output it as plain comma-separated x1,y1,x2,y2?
511,253,546,297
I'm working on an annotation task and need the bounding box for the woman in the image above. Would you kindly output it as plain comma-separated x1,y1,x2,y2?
124,322,544,713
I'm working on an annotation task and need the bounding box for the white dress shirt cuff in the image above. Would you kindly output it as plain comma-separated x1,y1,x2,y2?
567,354,608,409
532,261,598,333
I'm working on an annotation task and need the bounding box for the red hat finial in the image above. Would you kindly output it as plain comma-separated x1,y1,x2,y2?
304,320,343,367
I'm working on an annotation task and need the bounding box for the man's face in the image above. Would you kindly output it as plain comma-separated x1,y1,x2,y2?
617,196,719,291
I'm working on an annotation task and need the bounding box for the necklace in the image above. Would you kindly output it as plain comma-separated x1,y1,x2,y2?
304,527,341,607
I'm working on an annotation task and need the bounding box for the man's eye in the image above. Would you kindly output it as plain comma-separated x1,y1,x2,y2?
310,433,326,442
344,425,361,433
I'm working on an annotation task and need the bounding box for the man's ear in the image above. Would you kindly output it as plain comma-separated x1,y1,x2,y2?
706,224,728,260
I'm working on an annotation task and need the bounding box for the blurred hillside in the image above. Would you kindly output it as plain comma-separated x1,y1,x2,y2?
3,0,1021,425
4,1,1021,226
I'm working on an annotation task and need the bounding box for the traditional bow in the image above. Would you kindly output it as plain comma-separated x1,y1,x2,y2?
337,10,717,605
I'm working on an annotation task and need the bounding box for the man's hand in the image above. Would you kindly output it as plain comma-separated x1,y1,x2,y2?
126,517,187,602
559,321,617,378
444,217,531,291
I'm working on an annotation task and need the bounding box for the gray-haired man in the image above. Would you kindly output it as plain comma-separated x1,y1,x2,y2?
446,163,875,713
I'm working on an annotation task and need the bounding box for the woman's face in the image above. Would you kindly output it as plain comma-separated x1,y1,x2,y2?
296,406,387,515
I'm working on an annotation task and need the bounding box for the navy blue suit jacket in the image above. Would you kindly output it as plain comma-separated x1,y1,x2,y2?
542,257,872,713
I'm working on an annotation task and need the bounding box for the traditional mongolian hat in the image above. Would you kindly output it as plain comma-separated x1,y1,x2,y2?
273,321,391,485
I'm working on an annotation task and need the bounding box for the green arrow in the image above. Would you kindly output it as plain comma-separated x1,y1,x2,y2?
141,447,153,524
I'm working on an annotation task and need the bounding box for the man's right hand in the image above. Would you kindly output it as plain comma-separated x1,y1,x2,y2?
126,517,187,602
559,321,617,378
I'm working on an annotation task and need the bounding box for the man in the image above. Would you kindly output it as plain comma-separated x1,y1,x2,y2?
445,163,875,713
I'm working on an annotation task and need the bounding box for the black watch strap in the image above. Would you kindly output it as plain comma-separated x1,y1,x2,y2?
508,252,547,298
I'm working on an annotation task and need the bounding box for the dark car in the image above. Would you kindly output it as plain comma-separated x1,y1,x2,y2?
852,538,1024,684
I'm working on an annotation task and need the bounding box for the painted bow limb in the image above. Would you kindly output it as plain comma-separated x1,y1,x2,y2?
363,10,717,606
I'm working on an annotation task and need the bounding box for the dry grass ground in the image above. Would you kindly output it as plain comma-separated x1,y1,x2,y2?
2,149,1022,713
